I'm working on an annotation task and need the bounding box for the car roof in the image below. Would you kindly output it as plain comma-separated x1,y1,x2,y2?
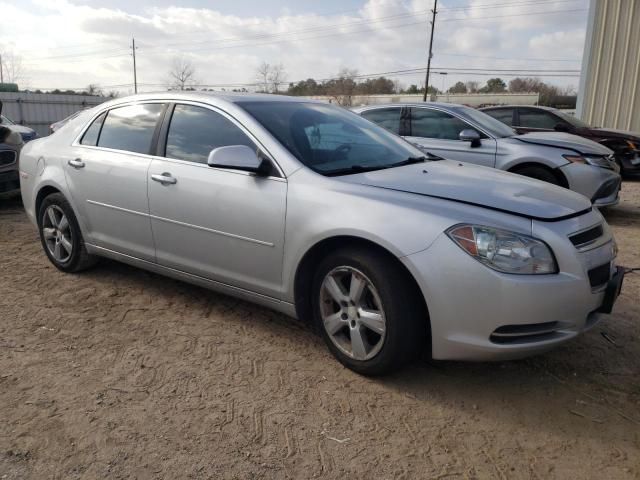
353,102,474,114
479,105,557,112
100,91,325,107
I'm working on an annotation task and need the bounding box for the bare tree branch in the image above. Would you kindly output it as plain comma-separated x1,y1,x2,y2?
0,51,26,84
255,62,271,93
268,64,287,93
168,57,197,91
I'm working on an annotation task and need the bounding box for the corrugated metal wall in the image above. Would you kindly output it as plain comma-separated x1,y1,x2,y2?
577,0,640,132
0,92,106,137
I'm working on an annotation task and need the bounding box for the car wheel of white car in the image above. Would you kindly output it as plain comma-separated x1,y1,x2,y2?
312,247,426,375
38,193,97,272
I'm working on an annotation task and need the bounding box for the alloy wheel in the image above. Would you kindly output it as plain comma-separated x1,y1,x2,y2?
42,205,73,263
319,266,386,361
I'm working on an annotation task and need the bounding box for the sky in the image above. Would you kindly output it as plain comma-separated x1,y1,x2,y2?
0,0,590,94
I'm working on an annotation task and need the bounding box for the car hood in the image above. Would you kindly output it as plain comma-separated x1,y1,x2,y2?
338,160,592,221
595,128,640,141
514,131,613,155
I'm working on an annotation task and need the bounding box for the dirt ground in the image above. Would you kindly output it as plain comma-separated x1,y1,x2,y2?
1,182,639,480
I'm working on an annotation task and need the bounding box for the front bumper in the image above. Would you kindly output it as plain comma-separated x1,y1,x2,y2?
401,212,620,361
559,162,621,207
0,169,20,194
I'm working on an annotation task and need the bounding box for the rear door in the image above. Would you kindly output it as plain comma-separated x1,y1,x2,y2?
404,107,497,168
147,103,287,298
65,102,166,261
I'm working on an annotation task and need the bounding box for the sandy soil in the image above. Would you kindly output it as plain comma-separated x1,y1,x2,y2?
1,182,639,480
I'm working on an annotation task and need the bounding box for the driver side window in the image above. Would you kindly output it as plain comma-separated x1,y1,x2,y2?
165,104,257,164
409,108,481,140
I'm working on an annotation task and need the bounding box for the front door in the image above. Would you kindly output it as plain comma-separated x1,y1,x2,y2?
404,107,497,168
65,103,165,261
147,103,287,298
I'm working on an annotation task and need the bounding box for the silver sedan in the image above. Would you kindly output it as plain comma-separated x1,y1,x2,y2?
19,93,624,375
354,103,622,207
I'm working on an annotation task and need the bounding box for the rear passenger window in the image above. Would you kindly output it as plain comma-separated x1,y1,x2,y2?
80,112,106,146
484,109,514,126
165,104,256,164
518,109,558,129
360,108,402,134
98,104,164,154
410,108,479,140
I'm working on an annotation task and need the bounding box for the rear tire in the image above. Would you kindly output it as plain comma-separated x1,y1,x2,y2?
37,192,97,272
311,246,426,376
513,165,560,186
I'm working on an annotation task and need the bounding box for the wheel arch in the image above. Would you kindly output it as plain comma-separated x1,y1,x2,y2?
507,161,569,188
293,235,429,334
35,185,64,223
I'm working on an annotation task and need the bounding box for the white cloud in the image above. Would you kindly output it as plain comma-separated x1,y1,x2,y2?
0,0,589,93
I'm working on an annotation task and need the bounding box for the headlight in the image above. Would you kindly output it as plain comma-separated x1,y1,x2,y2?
447,224,558,274
563,154,614,169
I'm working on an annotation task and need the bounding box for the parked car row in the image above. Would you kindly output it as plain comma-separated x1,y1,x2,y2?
18,93,624,374
480,105,640,177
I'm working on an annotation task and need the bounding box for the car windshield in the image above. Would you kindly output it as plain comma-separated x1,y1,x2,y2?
460,107,516,138
0,115,15,125
238,101,428,175
553,109,590,128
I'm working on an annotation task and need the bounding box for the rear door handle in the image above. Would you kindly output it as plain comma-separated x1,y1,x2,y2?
151,173,177,185
68,158,85,169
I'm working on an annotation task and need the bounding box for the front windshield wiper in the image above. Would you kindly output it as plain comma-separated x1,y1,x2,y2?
324,164,390,176
324,156,431,177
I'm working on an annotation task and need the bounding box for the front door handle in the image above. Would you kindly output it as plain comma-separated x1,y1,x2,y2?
68,158,85,169
151,173,177,185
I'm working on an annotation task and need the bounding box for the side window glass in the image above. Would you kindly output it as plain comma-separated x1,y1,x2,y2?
98,103,164,154
165,104,256,164
518,110,558,129
484,109,513,126
360,108,402,134
80,112,106,146
411,108,479,140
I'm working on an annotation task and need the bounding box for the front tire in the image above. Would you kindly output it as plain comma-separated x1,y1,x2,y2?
38,192,97,272
312,247,426,375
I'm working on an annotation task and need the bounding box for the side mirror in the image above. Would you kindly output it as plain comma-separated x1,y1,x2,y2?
459,129,481,148
554,123,571,133
207,145,271,176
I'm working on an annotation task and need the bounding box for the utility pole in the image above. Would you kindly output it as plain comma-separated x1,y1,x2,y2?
0,53,4,84
131,38,138,94
423,0,438,102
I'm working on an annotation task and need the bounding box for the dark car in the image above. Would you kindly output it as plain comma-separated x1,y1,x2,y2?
480,105,640,177
0,114,37,142
0,101,23,196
